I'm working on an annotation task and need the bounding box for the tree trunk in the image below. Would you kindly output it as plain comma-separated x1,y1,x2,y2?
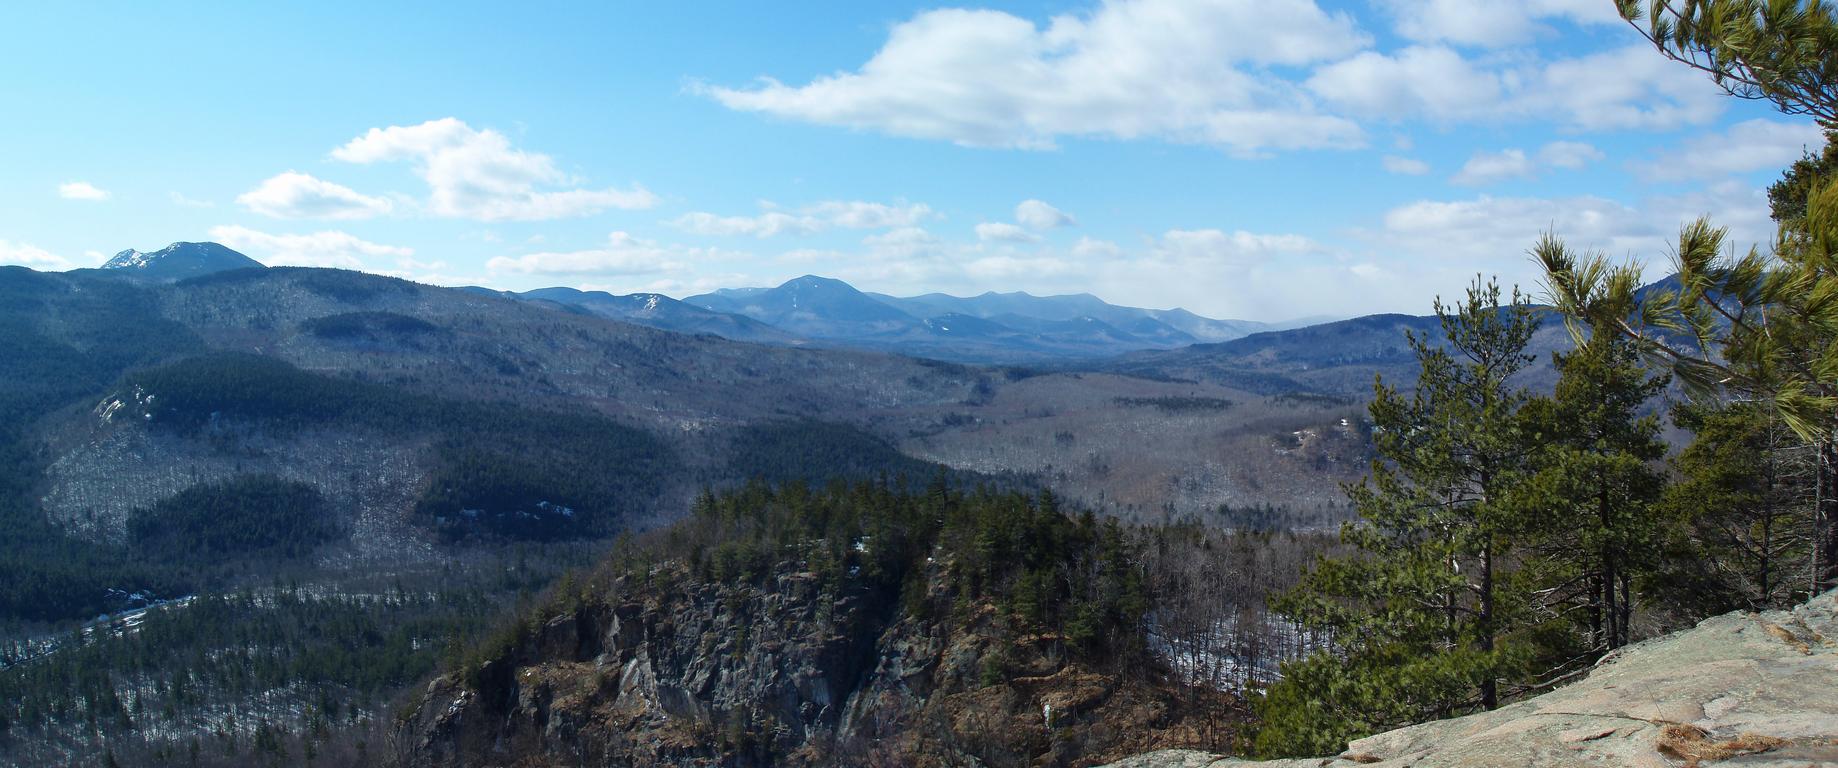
1480,536,1497,710
1599,476,1620,649
1819,438,1838,593
1761,469,1774,607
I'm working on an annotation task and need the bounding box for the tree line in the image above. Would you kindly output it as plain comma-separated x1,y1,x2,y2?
1257,2,1838,752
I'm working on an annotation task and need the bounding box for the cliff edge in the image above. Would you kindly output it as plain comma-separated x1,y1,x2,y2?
1105,590,1838,768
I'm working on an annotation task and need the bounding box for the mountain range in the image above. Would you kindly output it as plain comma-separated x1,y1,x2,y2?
479,274,1300,363
86,241,1324,365
0,240,1546,765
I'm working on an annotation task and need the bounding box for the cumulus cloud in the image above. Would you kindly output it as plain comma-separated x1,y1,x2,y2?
1308,44,1724,131
1452,141,1603,185
1637,119,1827,181
1071,237,1124,259
1365,183,1775,310
1154,228,1321,265
0,240,74,270
169,192,214,208
1307,46,1505,121
863,226,945,257
1533,45,1728,131
699,0,1368,154
1380,194,1655,261
809,200,933,229
486,232,731,276
237,171,393,219
975,222,1040,242
1382,155,1431,175
208,224,413,269
667,200,931,238
1379,0,1619,47
669,211,820,238
1014,199,1075,229
331,118,656,221
1377,189,1769,273
1452,149,1535,185
58,181,110,201
1538,140,1604,169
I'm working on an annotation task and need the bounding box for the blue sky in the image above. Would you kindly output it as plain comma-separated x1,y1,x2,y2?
0,1,1821,321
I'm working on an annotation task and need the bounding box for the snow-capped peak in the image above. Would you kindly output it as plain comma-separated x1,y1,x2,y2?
104,249,151,269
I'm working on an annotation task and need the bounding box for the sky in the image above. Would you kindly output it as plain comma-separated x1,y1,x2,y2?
0,1,1823,322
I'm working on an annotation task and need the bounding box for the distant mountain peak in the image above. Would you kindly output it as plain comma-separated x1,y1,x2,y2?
781,274,858,291
99,242,263,281
105,249,152,269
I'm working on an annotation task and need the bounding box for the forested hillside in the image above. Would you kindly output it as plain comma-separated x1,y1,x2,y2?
18,1,1838,768
401,481,1323,768
0,253,1361,766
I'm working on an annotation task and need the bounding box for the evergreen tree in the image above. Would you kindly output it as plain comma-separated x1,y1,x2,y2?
1256,279,1544,756
1518,327,1670,657
1659,401,1815,613
1615,0,1838,124
1545,1,1838,593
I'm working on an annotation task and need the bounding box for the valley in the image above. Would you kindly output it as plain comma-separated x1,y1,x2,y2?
0,245,1373,766
7,4,1834,766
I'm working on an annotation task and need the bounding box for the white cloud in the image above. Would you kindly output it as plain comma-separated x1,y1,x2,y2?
58,181,110,201
1452,141,1603,185
1381,194,1653,257
331,118,656,221
1072,237,1124,259
807,200,932,229
963,254,1077,279
668,211,819,238
1307,46,1505,121
1452,149,1534,185
1382,155,1431,175
668,200,931,238
700,0,1368,154
486,232,731,276
1154,228,1322,265
1015,199,1075,229
863,226,944,254
0,240,74,270
1532,45,1727,131
1637,119,1827,181
1308,44,1724,131
975,222,1040,242
208,224,412,269
1379,0,1619,48
237,171,393,219
1646,180,1775,250
1367,185,1775,310
1538,140,1604,169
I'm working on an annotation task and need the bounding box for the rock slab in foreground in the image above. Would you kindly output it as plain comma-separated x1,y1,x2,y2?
1106,590,1838,767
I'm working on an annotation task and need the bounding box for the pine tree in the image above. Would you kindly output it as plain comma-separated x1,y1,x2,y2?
1615,0,1838,124
1545,1,1838,594
1659,401,1815,614
1256,279,1544,756
1538,181,1838,594
1517,327,1669,658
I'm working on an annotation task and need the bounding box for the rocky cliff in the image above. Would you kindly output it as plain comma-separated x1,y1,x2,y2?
402,557,1237,767
1105,590,1838,768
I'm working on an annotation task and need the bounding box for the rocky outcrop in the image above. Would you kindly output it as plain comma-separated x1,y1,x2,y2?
1104,590,1838,768
403,560,1236,767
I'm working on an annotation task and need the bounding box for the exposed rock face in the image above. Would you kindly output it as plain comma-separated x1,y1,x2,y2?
100,241,264,281
402,561,1235,767
1104,590,1838,768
